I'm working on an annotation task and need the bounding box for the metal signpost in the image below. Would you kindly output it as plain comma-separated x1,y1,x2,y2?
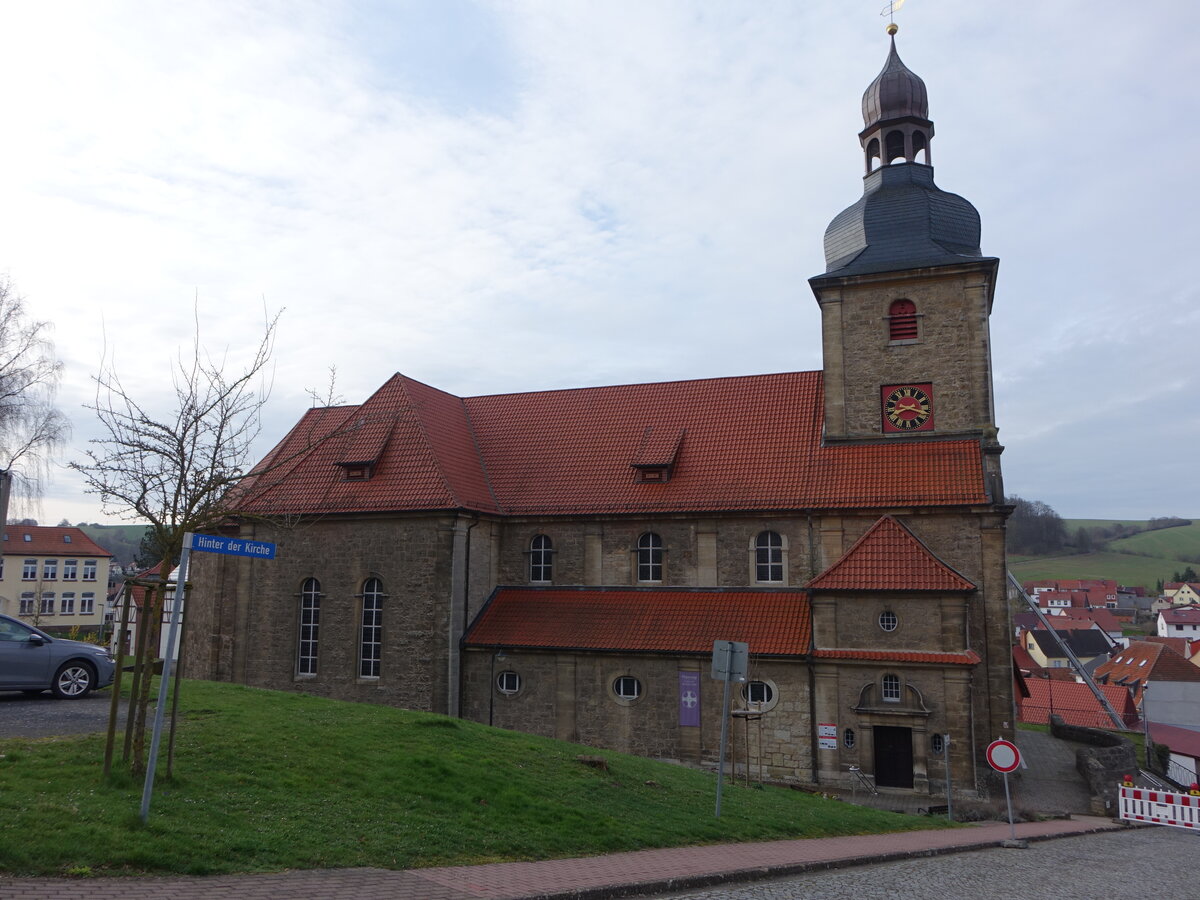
985,738,1022,843
711,640,748,817
139,532,276,822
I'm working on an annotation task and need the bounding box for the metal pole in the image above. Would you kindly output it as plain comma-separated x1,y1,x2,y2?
715,642,733,817
1003,771,1016,841
140,534,192,822
103,583,134,776
944,733,953,822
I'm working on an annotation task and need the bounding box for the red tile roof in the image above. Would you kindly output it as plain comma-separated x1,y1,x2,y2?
1,526,111,558
1018,678,1139,729
1053,607,1122,633
1160,607,1200,625
463,587,811,656
1149,722,1200,760
233,371,987,517
804,516,976,592
811,648,979,665
1094,641,1200,704
1012,643,1041,673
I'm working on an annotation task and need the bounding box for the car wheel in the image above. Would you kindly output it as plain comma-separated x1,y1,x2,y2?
51,661,95,699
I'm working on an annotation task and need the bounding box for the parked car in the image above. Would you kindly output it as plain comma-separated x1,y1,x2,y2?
0,613,115,698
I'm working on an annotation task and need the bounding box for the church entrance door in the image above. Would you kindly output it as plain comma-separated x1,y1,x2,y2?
873,725,914,788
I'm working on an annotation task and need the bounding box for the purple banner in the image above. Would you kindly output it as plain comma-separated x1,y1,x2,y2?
679,670,701,727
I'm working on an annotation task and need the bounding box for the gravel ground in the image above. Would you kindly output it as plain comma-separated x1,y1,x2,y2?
653,826,1198,899
0,688,125,738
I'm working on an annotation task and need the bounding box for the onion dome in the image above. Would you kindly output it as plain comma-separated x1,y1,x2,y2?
862,35,929,130
819,30,988,278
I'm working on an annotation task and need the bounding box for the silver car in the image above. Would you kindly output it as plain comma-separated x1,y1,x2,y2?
0,613,116,698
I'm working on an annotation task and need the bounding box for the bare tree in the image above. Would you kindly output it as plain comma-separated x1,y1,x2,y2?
70,304,280,775
0,276,70,524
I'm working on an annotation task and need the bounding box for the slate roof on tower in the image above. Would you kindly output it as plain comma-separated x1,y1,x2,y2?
234,371,987,518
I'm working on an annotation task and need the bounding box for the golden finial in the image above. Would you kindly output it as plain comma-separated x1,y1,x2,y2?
881,0,905,32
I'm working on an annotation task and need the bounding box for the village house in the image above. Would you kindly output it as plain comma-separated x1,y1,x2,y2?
185,31,1015,797
0,525,111,638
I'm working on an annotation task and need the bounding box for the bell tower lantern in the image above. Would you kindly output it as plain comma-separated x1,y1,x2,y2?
810,26,1001,468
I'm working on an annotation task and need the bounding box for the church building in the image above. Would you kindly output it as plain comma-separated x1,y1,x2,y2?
186,30,1014,797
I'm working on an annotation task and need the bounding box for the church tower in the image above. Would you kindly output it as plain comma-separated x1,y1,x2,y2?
810,26,1003,500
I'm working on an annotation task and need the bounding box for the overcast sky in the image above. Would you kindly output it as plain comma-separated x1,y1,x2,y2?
1,1,1194,525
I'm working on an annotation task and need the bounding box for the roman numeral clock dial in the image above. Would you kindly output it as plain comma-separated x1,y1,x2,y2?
881,383,934,433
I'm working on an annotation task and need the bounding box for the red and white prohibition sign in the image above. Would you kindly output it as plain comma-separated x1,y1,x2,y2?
986,738,1021,773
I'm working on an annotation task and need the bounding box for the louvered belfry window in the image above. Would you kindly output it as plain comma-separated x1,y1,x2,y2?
888,299,918,341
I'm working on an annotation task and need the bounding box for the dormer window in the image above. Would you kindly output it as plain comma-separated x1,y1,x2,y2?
339,463,373,481
631,426,684,485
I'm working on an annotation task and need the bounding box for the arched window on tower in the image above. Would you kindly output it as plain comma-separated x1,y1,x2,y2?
866,137,882,173
888,299,918,342
912,130,928,165
885,129,906,164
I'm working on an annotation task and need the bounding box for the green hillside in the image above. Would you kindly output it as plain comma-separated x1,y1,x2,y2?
1008,517,1200,591
76,523,150,568
1104,521,1200,561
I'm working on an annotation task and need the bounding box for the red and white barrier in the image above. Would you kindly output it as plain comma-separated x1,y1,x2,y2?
1120,786,1200,831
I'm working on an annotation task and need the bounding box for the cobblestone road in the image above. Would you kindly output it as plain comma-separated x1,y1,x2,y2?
654,826,1196,899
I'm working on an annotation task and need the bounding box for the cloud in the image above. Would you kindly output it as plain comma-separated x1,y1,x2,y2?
0,1,1195,523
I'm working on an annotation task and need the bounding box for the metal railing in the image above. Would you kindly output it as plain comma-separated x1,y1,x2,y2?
848,765,878,796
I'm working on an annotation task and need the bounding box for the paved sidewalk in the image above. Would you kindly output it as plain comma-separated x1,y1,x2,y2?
0,816,1123,900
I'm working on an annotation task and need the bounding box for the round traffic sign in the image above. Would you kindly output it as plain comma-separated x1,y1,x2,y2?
986,738,1021,773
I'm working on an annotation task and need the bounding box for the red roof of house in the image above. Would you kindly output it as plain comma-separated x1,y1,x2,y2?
1018,677,1138,729
1160,607,1200,625
1012,643,1041,673
1053,607,1122,633
1148,722,1200,760
1094,641,1200,704
233,371,987,517
463,587,811,656
1143,636,1196,657
2,526,111,558
804,516,976,592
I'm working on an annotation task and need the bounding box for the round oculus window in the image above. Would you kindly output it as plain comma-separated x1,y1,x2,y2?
878,610,898,632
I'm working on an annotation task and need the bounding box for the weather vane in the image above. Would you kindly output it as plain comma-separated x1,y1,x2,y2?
880,0,905,34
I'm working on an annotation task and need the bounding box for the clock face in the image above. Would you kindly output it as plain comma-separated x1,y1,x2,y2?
881,383,934,433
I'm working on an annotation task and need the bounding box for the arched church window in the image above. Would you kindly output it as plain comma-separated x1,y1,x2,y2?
297,577,322,676
885,129,906,164
754,531,784,583
888,299,918,342
358,577,385,678
637,532,663,582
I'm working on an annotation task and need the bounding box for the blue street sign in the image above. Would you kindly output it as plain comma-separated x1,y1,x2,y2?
188,533,276,559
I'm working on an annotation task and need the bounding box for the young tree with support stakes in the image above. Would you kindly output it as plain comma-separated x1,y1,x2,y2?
71,306,280,777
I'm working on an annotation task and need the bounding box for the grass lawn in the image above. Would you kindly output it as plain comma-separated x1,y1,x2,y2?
0,680,949,877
